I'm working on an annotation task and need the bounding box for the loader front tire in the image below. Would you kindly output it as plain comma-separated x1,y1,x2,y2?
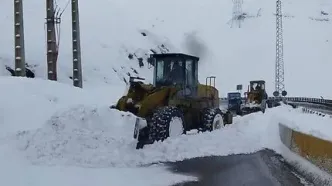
148,106,185,143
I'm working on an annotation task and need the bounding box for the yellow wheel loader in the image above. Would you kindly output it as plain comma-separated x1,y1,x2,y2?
241,80,269,114
112,53,233,149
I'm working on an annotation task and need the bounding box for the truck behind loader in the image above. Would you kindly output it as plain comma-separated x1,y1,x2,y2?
241,80,268,114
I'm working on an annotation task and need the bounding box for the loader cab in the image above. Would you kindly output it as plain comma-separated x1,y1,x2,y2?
249,80,266,92
150,53,199,96
246,80,268,103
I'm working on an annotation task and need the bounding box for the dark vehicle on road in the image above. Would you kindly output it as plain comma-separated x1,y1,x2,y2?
227,92,243,115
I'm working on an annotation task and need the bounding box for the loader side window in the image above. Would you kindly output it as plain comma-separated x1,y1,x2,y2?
261,84,265,90
194,61,198,83
156,60,164,82
185,60,194,86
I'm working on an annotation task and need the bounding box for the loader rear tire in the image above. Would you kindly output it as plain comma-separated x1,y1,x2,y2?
148,106,185,143
200,108,225,132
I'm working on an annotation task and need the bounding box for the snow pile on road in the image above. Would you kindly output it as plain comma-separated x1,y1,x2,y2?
17,109,268,167
16,105,139,167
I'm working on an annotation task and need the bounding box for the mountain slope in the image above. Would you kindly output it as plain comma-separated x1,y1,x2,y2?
0,0,331,99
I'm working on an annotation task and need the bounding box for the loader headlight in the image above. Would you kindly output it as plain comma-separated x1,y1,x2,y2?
135,104,141,109
127,98,133,104
133,117,147,139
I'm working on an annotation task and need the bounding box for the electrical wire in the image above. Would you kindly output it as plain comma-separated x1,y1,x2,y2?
55,9,60,61
45,0,71,62
60,0,70,16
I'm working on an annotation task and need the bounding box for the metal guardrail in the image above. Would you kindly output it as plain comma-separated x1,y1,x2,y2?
301,107,332,118
220,97,332,107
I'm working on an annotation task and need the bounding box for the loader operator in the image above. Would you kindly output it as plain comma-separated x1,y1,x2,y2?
166,61,183,85
255,84,261,91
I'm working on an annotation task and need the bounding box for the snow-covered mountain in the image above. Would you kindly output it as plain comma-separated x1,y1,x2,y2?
1,0,331,99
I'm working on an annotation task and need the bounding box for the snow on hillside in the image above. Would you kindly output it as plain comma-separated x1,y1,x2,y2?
1,0,332,99
0,76,125,139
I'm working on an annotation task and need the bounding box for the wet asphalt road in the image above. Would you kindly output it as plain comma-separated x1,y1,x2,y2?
165,149,312,186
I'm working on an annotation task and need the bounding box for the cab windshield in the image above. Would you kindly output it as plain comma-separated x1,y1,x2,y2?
155,60,184,86
251,82,265,91
228,93,241,100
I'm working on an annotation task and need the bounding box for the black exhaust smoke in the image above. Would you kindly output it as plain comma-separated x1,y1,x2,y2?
183,32,207,62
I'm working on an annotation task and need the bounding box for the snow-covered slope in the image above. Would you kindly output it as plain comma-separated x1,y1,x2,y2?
1,0,331,99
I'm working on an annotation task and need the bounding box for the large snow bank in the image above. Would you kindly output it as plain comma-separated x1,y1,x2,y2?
16,105,139,167
16,107,267,167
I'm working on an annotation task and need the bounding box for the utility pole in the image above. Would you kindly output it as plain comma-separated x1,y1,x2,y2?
71,0,83,88
274,0,287,97
46,0,59,81
14,0,26,77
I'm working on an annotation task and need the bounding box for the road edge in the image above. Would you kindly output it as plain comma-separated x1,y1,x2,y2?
279,123,332,185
